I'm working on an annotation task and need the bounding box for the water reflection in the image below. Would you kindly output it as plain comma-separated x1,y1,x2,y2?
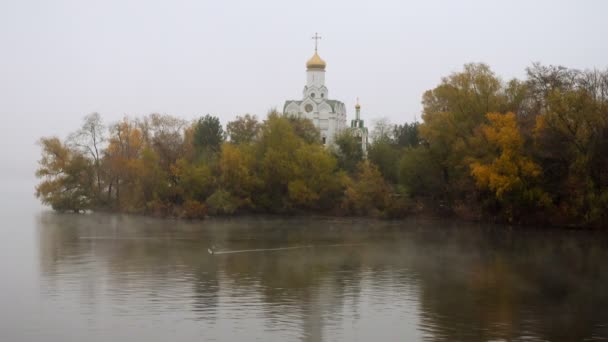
36,213,608,341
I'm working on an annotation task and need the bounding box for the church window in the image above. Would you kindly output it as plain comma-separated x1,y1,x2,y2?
322,137,326,144
311,93,315,98
305,104,313,113
321,93,324,98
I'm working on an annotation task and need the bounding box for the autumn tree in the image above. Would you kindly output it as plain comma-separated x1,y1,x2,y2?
341,161,391,216
370,117,393,143
255,112,302,211
103,118,145,208
226,114,260,144
470,112,550,222
68,112,105,200
193,114,225,154
393,122,420,148
333,129,363,173
285,114,321,144
139,113,187,170
218,143,258,208
170,158,214,203
367,119,401,184
35,137,94,212
529,66,608,225
418,63,521,203
288,144,343,210
398,147,443,198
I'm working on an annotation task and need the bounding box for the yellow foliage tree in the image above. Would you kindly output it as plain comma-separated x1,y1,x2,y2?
341,161,391,216
219,143,258,206
170,158,213,202
288,144,342,209
470,112,549,219
104,118,145,209
35,137,94,212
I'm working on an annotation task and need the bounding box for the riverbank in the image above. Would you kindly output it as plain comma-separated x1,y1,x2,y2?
75,198,602,230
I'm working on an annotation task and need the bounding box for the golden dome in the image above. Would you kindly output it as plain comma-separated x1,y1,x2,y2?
306,51,326,70
355,98,361,109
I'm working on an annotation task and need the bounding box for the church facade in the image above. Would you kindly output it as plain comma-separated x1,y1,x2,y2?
283,34,370,153
283,38,347,146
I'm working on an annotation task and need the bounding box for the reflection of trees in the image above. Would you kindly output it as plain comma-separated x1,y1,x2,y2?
37,212,223,319
412,228,608,341
37,213,608,341
37,214,425,339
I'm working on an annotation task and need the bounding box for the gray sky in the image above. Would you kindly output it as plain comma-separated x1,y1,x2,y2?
1,0,607,183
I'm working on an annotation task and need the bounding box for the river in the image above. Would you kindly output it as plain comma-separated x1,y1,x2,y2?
1,181,608,341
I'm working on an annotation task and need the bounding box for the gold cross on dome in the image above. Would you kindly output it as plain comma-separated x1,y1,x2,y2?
312,32,322,52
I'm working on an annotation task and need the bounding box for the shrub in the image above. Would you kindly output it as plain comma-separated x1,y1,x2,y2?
181,200,207,219
206,189,238,215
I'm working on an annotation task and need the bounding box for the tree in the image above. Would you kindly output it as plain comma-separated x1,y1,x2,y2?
418,63,514,201
139,113,187,170
131,147,169,210
193,115,225,153
170,158,214,203
367,139,400,184
289,144,342,210
370,117,393,143
470,112,549,221
341,161,391,216
68,113,105,200
256,113,302,211
219,143,258,206
35,137,94,212
399,146,443,197
333,129,363,173
226,114,260,144
393,122,420,148
206,189,238,215
285,114,321,144
531,68,608,225
104,118,144,208
368,120,422,184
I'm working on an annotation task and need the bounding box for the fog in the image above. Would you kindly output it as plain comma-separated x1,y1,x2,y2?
1,0,607,186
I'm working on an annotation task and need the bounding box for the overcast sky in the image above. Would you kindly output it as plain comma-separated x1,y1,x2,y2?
1,0,607,183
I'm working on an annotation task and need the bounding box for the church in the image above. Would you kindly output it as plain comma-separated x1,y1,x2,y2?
283,34,368,151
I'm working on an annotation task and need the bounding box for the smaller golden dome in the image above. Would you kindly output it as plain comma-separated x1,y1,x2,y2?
306,52,326,70
355,98,361,109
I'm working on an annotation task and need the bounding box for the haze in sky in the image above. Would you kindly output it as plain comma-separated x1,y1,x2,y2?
1,0,607,185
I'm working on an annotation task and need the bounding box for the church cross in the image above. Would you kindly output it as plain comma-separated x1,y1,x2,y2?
312,32,322,52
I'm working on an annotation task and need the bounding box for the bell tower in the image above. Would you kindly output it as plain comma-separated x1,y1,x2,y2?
304,32,328,102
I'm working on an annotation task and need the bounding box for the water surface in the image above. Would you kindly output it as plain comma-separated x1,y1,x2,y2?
1,191,608,341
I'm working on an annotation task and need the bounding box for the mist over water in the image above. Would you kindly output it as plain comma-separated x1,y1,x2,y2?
1,188,608,342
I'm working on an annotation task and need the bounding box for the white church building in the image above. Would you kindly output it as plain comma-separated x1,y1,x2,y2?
283,34,349,146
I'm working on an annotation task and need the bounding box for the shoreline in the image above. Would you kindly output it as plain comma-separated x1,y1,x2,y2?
43,206,601,231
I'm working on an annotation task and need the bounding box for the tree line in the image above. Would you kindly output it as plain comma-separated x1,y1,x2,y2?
36,63,608,227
